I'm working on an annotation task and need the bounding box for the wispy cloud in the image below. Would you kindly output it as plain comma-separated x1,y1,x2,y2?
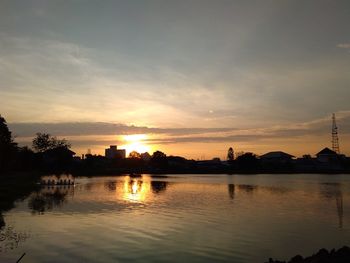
337,43,350,49
9,112,350,146
8,122,237,137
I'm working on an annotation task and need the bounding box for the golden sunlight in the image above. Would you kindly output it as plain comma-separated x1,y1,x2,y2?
124,134,147,142
121,134,151,155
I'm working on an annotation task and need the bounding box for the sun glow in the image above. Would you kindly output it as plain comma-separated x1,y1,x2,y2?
124,134,147,142
121,134,151,156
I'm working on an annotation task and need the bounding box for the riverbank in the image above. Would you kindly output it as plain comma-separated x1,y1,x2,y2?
266,246,350,263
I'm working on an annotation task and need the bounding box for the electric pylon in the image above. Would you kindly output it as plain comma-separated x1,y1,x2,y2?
332,113,340,154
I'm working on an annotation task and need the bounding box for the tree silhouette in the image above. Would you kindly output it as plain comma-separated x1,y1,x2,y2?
151,151,168,169
227,147,234,161
140,152,151,161
236,152,259,170
152,151,166,160
32,133,71,152
0,115,17,171
129,151,141,159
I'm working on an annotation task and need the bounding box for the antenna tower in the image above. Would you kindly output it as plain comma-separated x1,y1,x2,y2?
332,113,340,154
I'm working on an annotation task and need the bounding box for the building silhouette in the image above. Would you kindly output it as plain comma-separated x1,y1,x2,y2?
260,151,294,164
105,145,126,159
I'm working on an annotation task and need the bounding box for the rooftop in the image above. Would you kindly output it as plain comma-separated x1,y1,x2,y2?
260,151,295,159
316,147,337,156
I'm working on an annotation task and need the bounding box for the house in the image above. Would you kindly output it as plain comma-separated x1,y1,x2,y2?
42,147,76,168
260,151,295,163
316,147,338,163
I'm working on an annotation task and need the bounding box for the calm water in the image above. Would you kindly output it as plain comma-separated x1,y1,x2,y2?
1,174,350,263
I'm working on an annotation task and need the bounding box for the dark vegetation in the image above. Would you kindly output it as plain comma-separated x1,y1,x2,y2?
0,115,41,232
266,246,350,263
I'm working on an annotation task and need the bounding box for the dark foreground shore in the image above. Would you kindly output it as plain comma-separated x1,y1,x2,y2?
266,246,350,263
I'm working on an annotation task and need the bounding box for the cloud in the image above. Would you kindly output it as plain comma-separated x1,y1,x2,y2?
0,34,243,127
1,2,350,129
8,122,237,137
337,43,350,49
1,32,350,129
9,112,350,146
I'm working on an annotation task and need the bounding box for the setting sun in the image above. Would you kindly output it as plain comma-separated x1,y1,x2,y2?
121,134,151,155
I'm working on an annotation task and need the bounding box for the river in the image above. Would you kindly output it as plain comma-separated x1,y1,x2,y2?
1,174,350,262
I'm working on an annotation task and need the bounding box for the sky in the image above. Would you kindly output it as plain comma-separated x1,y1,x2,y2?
1,0,350,159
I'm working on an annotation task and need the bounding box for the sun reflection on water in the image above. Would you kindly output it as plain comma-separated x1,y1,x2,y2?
123,176,151,202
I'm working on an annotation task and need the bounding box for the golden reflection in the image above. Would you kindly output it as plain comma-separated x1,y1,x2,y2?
131,180,139,194
123,176,151,202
